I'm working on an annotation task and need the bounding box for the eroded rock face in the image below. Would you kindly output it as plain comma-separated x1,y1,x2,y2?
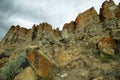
27,50,58,78
97,37,117,55
99,0,120,21
75,7,100,31
0,23,61,46
63,21,76,33
53,28,61,36
0,25,29,45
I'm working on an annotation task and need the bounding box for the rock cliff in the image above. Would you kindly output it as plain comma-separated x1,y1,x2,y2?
1,0,120,80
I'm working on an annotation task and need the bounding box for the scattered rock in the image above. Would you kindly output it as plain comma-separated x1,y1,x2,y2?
54,48,72,67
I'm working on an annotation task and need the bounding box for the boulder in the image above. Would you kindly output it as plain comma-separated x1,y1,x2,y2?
27,50,59,78
14,67,38,80
97,37,117,55
75,7,100,31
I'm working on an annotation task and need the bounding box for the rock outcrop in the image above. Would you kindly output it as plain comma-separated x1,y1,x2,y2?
1,0,120,80
0,23,61,46
63,21,76,33
0,25,29,45
100,0,120,21
75,7,100,31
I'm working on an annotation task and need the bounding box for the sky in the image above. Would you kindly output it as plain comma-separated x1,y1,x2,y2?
0,0,119,40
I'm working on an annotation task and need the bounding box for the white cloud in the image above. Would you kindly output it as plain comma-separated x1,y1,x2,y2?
11,0,105,29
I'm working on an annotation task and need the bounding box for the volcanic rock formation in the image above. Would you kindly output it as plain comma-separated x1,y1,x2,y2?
0,0,120,80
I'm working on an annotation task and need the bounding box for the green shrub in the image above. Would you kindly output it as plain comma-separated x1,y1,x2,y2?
99,54,113,63
99,53,120,63
93,49,120,63
0,51,28,80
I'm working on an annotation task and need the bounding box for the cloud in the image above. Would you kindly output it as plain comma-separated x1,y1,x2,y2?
0,0,119,40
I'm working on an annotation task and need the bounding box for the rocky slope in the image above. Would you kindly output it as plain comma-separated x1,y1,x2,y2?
0,0,120,80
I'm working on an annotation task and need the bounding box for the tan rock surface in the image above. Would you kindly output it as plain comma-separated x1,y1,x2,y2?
14,67,38,80
75,7,100,31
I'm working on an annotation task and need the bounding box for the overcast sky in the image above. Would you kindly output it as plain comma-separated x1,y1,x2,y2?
0,0,119,40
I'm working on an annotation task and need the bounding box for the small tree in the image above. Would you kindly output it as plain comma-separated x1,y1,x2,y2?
0,51,28,80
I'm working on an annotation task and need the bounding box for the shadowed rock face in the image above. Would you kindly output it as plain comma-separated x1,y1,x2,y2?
63,21,76,33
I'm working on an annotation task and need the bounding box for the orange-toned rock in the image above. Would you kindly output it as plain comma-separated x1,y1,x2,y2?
63,21,76,33
27,50,58,78
99,0,120,21
97,37,117,55
14,67,38,80
75,7,100,31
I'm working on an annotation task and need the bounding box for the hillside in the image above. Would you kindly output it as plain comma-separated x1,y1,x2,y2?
0,0,120,80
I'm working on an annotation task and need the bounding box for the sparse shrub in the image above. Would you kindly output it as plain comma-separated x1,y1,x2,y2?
0,51,28,80
93,49,101,56
93,49,120,63
99,54,113,63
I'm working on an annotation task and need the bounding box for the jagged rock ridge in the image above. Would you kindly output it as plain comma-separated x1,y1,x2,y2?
0,0,120,46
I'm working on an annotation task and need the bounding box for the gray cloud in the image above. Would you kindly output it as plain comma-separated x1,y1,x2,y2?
0,0,119,40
